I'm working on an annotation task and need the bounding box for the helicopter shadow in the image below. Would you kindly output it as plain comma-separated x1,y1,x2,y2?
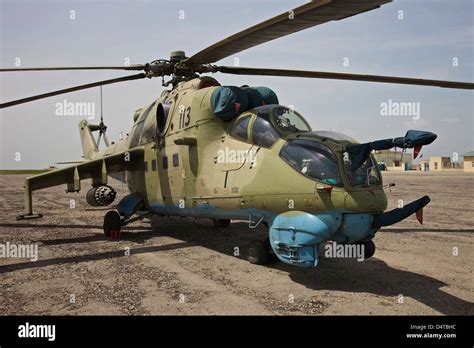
0,223,145,231
0,240,192,275
284,259,473,315
1,218,472,315
0,222,157,245
380,227,474,233
0,221,190,274
148,218,474,315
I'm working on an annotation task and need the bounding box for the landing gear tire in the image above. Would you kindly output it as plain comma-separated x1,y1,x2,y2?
362,240,376,259
246,240,269,265
213,219,231,228
264,237,280,264
103,210,122,239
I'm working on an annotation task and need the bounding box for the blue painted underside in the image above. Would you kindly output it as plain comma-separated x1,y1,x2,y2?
149,201,378,268
149,201,274,221
117,193,144,218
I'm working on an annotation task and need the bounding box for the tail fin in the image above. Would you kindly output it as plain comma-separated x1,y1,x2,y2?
78,120,99,159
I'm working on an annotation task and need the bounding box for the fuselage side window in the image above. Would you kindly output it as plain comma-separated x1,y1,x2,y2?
229,115,251,142
173,153,179,167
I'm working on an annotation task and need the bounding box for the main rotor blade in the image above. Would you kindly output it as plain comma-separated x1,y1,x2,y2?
216,66,474,90
184,0,391,65
0,65,146,72
0,73,146,109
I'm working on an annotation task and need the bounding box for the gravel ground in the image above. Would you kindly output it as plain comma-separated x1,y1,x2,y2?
0,171,472,315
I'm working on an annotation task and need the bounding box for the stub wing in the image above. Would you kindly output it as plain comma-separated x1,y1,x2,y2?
17,147,144,219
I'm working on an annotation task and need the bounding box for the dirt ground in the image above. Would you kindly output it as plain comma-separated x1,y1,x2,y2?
0,171,472,315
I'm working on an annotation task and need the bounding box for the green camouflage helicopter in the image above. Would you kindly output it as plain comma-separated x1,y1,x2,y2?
1,0,473,267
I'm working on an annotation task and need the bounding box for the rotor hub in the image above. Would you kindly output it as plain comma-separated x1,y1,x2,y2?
170,50,186,63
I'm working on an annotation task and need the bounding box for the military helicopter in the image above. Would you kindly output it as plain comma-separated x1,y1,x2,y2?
1,0,473,268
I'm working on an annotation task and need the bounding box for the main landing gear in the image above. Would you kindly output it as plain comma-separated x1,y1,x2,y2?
102,210,153,240
212,219,231,228
102,193,150,240
246,237,279,265
103,210,122,239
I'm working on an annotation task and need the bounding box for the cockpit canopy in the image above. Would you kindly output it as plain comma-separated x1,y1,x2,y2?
255,105,311,134
229,105,312,148
228,105,381,188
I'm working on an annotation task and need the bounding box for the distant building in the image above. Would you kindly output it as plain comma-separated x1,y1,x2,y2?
429,156,451,171
372,149,412,171
419,160,430,172
463,151,474,172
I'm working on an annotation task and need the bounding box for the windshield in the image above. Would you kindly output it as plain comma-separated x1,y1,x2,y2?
344,155,381,186
272,106,311,133
280,139,341,186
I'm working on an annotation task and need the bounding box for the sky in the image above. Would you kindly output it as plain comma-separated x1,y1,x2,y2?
0,0,473,169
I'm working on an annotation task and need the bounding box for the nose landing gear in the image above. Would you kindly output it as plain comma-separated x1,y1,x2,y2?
246,237,279,265
360,240,376,259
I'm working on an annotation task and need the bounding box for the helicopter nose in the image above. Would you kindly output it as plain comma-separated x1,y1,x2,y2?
344,188,388,212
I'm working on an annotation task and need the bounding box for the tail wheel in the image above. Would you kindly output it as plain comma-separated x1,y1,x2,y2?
103,210,122,239
213,219,231,228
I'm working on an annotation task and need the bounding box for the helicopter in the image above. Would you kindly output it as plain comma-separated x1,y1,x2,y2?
1,0,473,268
